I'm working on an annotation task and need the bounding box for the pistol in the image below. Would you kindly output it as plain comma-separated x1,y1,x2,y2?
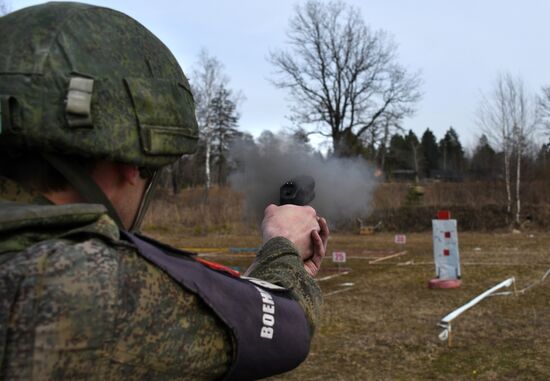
279,175,315,206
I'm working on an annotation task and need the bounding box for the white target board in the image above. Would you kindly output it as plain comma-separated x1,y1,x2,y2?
432,219,461,279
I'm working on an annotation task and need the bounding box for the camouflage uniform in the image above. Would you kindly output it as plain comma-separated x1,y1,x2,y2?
0,176,321,380
0,3,322,380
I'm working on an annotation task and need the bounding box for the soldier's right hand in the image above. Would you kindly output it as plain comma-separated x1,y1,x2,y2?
261,204,320,260
303,216,329,277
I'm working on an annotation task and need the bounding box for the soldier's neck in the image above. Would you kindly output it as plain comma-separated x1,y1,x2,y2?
43,188,85,205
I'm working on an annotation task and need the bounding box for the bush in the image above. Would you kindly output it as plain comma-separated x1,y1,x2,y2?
365,204,550,232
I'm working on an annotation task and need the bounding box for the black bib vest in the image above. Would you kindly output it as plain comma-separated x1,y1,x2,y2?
120,232,311,381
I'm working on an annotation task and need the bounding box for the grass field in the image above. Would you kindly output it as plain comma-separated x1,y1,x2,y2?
144,227,550,381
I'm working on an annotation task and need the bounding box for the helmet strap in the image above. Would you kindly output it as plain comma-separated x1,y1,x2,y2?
129,170,160,232
42,153,125,229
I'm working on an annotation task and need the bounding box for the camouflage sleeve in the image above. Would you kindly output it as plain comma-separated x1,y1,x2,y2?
0,238,234,381
246,237,322,334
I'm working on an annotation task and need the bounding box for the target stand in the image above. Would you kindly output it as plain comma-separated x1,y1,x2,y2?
429,210,462,289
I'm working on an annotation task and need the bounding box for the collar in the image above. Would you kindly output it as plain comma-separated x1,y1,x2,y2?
0,176,52,205
0,177,121,251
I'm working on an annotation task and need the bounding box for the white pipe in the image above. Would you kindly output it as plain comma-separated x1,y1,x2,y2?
491,268,550,296
438,277,515,341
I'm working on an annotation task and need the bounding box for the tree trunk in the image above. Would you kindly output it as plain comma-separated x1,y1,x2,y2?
171,166,180,195
412,144,419,183
332,131,343,157
204,133,211,201
379,145,387,172
380,124,390,171
504,149,512,217
218,154,224,186
218,134,224,186
442,142,447,171
515,146,521,226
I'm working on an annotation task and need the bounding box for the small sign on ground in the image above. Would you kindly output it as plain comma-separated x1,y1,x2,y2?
394,234,407,244
332,251,347,263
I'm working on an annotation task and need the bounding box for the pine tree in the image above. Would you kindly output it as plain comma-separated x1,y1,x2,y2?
438,127,465,177
470,134,498,179
420,128,439,177
404,130,422,181
386,133,409,174
535,141,550,179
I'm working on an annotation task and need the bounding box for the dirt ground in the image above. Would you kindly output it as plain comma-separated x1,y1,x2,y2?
145,228,550,381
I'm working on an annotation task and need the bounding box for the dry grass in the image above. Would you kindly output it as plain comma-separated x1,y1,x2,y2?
143,187,255,236
144,227,550,381
144,182,550,233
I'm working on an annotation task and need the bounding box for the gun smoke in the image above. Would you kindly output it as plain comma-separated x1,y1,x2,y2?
228,133,379,224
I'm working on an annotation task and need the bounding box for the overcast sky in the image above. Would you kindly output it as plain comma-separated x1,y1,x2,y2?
10,0,550,149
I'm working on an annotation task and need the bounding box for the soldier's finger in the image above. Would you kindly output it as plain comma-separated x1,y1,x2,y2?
311,230,325,268
303,260,318,277
318,217,329,252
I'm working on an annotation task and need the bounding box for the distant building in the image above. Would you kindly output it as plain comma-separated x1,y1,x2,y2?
429,169,463,182
390,169,417,182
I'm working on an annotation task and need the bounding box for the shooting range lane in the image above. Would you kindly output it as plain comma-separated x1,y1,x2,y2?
178,231,550,340
320,231,550,326
319,247,411,296
185,244,549,298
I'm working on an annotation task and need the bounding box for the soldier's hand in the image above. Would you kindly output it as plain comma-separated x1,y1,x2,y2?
303,216,329,277
261,204,320,260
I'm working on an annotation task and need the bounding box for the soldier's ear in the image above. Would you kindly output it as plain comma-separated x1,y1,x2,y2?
118,163,141,186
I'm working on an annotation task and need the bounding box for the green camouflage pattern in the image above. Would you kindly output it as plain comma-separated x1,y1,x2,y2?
247,239,322,334
0,176,50,205
0,180,322,380
0,2,198,168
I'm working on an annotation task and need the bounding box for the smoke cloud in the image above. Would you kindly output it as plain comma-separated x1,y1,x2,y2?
228,132,379,223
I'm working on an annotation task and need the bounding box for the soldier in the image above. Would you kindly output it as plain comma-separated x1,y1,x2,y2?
0,3,329,380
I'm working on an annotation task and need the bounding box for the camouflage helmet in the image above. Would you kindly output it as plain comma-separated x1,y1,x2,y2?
0,2,198,168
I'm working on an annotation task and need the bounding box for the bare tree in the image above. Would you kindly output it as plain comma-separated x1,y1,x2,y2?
190,49,228,197
189,49,243,197
270,0,421,156
376,113,405,170
477,73,539,226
